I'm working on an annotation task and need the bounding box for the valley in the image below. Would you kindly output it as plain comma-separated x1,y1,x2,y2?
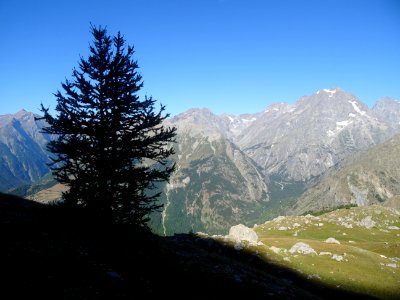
1,88,400,235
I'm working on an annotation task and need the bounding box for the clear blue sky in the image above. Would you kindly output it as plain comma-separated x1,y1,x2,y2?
0,0,399,116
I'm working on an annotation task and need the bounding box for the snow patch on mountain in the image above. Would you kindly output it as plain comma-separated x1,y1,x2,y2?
336,120,352,126
323,89,337,98
349,100,366,115
317,89,337,97
241,118,256,122
323,89,337,94
327,120,352,137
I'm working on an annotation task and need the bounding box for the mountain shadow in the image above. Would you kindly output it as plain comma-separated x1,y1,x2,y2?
0,192,379,299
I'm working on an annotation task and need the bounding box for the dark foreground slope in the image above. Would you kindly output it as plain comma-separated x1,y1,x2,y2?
0,193,375,299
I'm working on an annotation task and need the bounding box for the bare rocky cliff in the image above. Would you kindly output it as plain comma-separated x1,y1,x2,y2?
0,110,51,190
292,133,400,214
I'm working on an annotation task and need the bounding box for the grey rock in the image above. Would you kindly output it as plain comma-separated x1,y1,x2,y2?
359,216,376,229
289,242,317,255
325,237,340,244
332,254,344,262
228,224,259,245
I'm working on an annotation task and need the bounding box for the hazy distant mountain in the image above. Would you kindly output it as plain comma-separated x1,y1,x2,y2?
237,88,392,181
371,97,400,130
292,133,400,214
219,112,261,140
0,110,51,191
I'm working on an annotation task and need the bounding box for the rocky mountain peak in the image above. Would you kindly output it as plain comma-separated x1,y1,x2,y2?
371,97,400,128
14,109,40,126
15,108,29,116
171,108,215,122
263,102,293,115
373,96,399,106
316,87,343,95
297,88,366,112
168,108,229,140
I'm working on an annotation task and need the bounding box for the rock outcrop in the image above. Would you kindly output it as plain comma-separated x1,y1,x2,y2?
227,224,259,245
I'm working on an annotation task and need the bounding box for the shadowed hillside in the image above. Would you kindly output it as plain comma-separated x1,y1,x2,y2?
0,192,376,299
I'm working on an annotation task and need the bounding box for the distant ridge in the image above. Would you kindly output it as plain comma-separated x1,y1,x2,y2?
2,89,400,234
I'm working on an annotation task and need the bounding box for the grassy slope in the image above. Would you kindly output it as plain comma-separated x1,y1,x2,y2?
249,205,400,299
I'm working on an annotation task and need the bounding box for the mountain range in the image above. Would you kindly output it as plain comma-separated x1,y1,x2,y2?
1,88,400,234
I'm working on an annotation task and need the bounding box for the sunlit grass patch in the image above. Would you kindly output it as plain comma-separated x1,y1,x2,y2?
251,205,400,299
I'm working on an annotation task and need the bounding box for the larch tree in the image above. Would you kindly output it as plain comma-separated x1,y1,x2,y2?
38,25,176,226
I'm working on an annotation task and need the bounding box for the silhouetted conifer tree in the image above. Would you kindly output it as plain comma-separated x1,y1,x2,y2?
38,25,176,225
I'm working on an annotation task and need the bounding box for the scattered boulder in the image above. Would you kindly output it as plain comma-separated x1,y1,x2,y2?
278,226,288,231
307,274,321,280
270,246,284,254
283,257,291,262
341,222,353,229
388,226,400,230
228,224,258,245
196,232,209,238
289,242,317,255
319,251,332,256
332,254,344,262
358,216,375,229
273,216,286,222
211,234,224,239
325,237,340,244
